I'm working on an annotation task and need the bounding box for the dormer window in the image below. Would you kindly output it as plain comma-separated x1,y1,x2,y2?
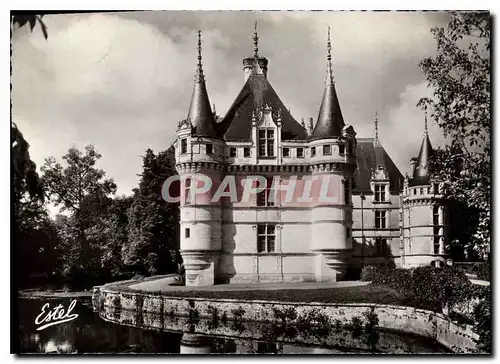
181,139,187,154
297,148,304,158
323,145,331,156
339,144,345,155
229,147,237,157
374,184,386,202
206,143,213,155
258,129,275,157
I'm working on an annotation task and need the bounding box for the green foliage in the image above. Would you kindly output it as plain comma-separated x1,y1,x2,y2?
11,14,48,39
419,12,491,257
12,123,44,206
123,146,179,275
15,188,59,287
41,145,117,288
360,265,474,312
472,288,491,353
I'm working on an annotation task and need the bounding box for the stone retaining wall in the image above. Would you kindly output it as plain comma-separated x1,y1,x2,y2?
93,283,479,353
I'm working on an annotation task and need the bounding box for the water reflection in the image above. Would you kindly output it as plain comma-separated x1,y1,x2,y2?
17,298,449,354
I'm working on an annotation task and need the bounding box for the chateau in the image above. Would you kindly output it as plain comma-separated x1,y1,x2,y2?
174,27,449,287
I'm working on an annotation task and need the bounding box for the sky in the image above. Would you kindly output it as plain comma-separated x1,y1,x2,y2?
12,10,451,210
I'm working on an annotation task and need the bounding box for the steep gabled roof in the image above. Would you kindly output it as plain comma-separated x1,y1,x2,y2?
217,74,308,141
353,138,404,193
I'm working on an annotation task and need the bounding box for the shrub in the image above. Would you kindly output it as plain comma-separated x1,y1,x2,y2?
472,288,491,353
360,265,474,313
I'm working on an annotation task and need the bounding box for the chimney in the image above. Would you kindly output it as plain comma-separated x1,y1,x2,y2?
306,117,314,136
243,57,268,81
409,157,418,172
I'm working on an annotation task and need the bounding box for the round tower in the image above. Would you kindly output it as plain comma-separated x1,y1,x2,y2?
309,27,357,281
401,113,449,267
175,31,223,286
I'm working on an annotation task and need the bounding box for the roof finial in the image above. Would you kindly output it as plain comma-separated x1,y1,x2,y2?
374,111,379,145
253,21,259,59
424,108,428,136
326,26,334,85
195,30,205,83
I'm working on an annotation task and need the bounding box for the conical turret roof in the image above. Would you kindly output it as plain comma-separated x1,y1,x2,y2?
186,31,218,138
310,27,345,140
411,113,434,186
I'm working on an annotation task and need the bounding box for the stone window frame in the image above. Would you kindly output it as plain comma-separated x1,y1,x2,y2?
296,147,304,158
257,223,276,253
375,210,387,229
257,177,275,207
180,138,188,154
258,129,275,157
282,147,290,158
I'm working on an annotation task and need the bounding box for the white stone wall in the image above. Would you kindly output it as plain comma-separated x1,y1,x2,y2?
96,286,479,353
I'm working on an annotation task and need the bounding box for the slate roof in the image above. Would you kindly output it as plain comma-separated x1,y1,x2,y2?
411,134,434,186
353,138,404,194
310,82,345,140
217,74,308,141
187,80,218,138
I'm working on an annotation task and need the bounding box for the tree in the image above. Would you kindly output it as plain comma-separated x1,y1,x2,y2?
419,12,491,258
15,182,59,287
11,13,47,206
99,196,134,278
11,13,48,39
41,145,117,286
123,146,180,275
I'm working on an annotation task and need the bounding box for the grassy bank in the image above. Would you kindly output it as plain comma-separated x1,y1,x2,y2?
19,288,93,300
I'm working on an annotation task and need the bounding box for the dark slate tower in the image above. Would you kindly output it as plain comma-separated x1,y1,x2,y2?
311,27,346,140
411,112,434,186
186,30,218,138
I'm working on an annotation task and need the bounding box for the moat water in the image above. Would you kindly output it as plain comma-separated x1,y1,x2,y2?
17,298,450,354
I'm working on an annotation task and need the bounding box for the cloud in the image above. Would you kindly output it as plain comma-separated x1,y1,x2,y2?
382,81,448,176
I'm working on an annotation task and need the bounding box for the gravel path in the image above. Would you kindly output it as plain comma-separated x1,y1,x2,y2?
128,277,369,292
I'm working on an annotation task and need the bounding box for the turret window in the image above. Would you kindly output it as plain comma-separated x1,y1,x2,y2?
229,147,237,157
339,144,345,155
311,147,316,157
181,139,187,154
258,129,275,157
297,148,304,158
206,143,213,155
375,210,387,229
323,145,331,155
257,224,276,253
282,147,290,158
185,228,190,239
184,177,192,206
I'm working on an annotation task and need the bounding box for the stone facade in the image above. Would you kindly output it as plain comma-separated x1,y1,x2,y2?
173,29,448,286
